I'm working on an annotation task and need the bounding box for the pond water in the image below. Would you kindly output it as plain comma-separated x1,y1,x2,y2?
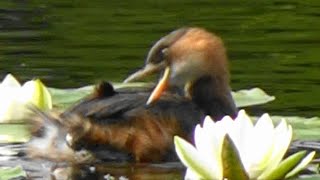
0,0,319,178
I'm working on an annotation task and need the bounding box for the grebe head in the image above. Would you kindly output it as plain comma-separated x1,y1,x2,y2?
125,27,235,119
123,27,189,83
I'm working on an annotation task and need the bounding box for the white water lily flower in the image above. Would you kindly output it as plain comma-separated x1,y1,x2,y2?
174,110,315,180
0,74,52,122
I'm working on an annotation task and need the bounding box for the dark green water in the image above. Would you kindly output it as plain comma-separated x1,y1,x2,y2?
0,1,319,117
0,0,319,179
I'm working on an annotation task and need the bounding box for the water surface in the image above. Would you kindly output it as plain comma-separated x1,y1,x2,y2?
0,0,319,178
1,1,319,117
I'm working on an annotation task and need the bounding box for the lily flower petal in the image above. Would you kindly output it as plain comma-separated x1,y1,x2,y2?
21,79,52,110
0,74,52,122
1,74,21,88
174,136,222,179
285,151,316,179
185,168,203,180
259,151,308,180
258,119,292,178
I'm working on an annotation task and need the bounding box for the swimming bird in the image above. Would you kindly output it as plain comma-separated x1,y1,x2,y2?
27,27,237,163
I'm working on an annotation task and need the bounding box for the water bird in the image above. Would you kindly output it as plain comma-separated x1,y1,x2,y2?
28,27,237,163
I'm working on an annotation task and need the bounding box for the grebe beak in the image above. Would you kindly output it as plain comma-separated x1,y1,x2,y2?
146,66,171,105
123,62,165,83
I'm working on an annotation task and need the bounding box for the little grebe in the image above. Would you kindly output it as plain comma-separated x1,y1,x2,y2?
28,27,237,163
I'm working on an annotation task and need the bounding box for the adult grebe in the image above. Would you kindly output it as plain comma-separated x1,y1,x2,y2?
28,27,237,163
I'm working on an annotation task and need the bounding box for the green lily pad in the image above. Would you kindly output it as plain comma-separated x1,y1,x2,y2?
294,175,320,180
49,85,93,109
0,166,27,180
232,87,275,108
0,124,30,143
268,116,320,140
49,83,275,110
49,82,152,109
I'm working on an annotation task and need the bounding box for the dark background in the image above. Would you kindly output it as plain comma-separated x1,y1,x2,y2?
0,0,319,117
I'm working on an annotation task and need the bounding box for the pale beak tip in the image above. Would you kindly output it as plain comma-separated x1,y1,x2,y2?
146,99,152,105
146,95,155,105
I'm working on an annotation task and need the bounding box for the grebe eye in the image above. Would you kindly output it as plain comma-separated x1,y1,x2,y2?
149,47,168,65
157,47,169,62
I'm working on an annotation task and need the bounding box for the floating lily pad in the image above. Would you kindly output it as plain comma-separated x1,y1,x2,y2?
232,87,275,108
295,174,320,180
269,116,320,140
0,124,30,143
251,115,320,140
49,83,275,110
0,166,27,180
49,85,94,109
48,82,152,109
